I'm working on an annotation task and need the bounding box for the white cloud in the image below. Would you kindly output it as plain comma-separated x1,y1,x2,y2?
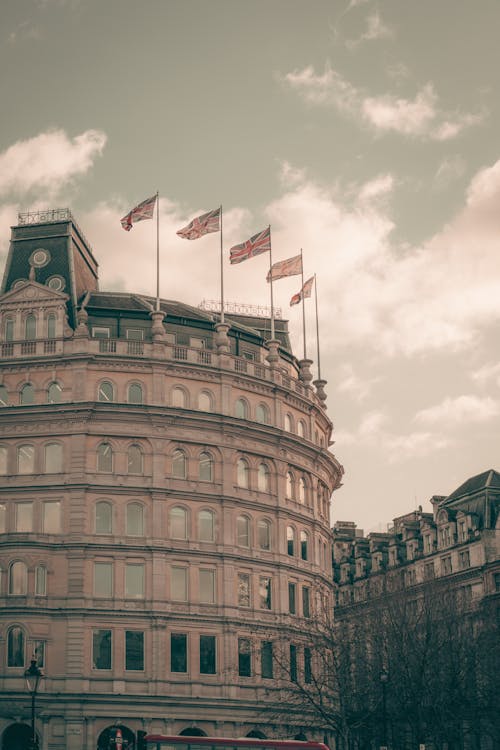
336,363,381,402
0,129,106,199
362,83,437,135
415,395,500,426
281,64,359,111
470,362,500,387
346,11,393,48
358,173,395,202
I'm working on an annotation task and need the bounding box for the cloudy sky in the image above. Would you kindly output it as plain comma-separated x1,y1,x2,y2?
1,0,500,532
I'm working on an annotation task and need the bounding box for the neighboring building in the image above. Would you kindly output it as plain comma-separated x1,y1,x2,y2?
332,471,500,750
0,210,343,750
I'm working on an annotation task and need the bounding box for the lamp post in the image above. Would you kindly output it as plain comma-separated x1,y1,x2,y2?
379,669,389,750
24,657,44,750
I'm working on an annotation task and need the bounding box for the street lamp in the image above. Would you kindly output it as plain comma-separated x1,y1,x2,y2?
379,669,389,750
24,657,44,750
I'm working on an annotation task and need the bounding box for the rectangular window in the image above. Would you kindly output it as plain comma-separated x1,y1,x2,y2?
93,630,112,669
424,562,435,580
238,637,252,677
15,503,33,532
441,556,452,575
261,641,273,679
237,572,250,607
171,566,188,601
125,631,144,671
94,561,113,597
33,640,45,668
459,550,470,569
302,586,311,618
304,646,312,684
259,576,272,610
288,582,296,614
91,326,110,339
42,501,61,534
199,634,216,674
423,535,432,554
126,328,144,341
199,569,215,604
125,563,145,598
458,521,467,541
290,644,297,682
35,566,47,596
170,633,187,673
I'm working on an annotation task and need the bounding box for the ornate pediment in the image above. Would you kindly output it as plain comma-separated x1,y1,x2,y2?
0,280,69,309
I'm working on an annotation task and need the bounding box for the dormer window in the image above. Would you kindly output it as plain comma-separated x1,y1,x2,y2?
439,526,451,548
458,520,467,542
423,534,433,554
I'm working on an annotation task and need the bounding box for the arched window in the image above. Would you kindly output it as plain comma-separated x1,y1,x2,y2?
172,449,187,479
9,561,28,595
20,384,34,405
126,503,144,536
297,420,306,439
95,501,112,534
258,519,271,550
300,530,309,561
4,318,14,342
284,413,293,433
198,391,212,411
0,445,7,475
127,444,143,475
47,382,62,403
199,509,215,542
287,526,295,556
97,443,113,473
0,384,8,405
257,463,270,493
47,313,56,339
286,471,295,499
98,381,114,402
172,386,187,408
255,403,270,424
237,458,249,488
198,452,213,481
17,444,35,474
44,443,62,473
170,506,187,540
237,515,250,547
25,314,36,340
299,477,306,504
235,398,248,419
7,626,25,667
128,383,143,404
35,565,47,596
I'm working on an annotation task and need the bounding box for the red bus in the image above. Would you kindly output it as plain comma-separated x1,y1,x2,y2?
142,737,329,750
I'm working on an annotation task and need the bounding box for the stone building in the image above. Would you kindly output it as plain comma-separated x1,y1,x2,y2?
0,210,343,750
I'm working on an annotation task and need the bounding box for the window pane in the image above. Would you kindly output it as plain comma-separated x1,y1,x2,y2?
288,582,296,614
25,314,36,340
8,627,25,667
238,637,252,677
199,510,214,542
95,502,112,534
298,420,305,438
35,566,47,595
286,472,294,499
199,635,216,674
172,387,186,408
172,450,186,479
171,567,187,601
43,501,61,533
257,464,269,492
237,573,250,607
47,314,56,339
20,384,34,405
237,459,249,488
97,443,112,472
126,503,144,536
261,641,273,679
9,561,27,594
258,520,270,550
93,629,112,669
235,399,247,419
290,644,297,682
259,577,272,609
128,383,143,404
125,631,144,671
45,443,62,473
94,562,113,597
171,633,187,673
300,531,308,561
170,507,187,539
0,447,7,475
256,404,269,424
127,445,143,474
199,569,215,604
33,641,45,668
18,445,35,474
304,647,312,683
237,516,249,547
299,478,306,504
302,587,310,618
16,503,33,532
199,452,213,481
48,382,62,403
125,564,144,598
5,319,14,342
0,385,8,406
98,382,114,402
287,527,295,556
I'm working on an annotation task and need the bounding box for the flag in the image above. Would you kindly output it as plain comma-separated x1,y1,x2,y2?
266,253,302,282
229,226,271,264
290,276,314,306
177,207,221,240
120,194,157,231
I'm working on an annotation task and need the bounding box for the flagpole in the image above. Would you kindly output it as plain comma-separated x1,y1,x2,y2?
155,190,160,311
220,205,224,324
300,248,307,360
269,226,275,340
314,273,321,380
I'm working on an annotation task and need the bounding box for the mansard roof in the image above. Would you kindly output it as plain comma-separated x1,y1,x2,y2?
444,469,500,503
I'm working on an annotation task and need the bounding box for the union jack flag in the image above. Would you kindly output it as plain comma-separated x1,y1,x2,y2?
120,194,157,231
177,207,221,240
267,253,302,282
290,276,314,306
229,226,271,264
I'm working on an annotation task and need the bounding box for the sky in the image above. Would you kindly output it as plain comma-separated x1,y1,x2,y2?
1,0,499,532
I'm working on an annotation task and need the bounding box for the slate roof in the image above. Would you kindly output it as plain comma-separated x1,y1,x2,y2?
444,469,500,503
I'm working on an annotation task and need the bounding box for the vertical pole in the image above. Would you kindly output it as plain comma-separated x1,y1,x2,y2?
382,680,387,749
220,205,224,324
314,274,321,380
155,191,160,311
269,226,275,340
300,249,306,360
31,690,36,749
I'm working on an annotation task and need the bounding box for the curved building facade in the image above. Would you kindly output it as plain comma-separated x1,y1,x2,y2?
0,211,343,750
